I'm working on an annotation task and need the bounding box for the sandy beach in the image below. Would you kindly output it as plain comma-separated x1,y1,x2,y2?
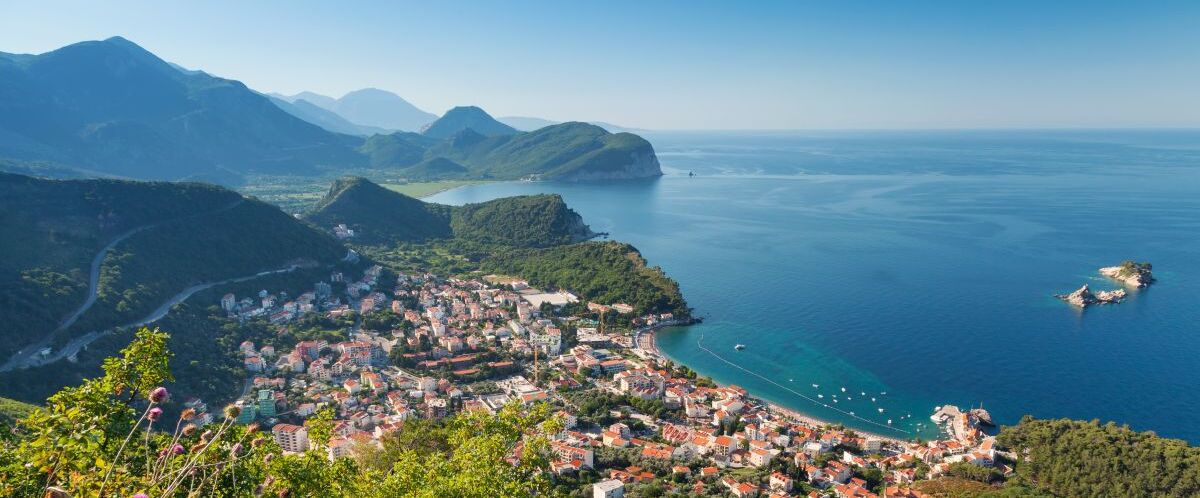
641,327,914,446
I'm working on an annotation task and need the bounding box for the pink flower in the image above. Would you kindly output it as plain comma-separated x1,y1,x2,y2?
172,443,185,455
149,386,169,403
133,494,149,498
147,407,163,422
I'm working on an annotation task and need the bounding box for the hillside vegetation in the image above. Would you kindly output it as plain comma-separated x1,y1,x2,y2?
481,241,688,316
0,330,560,497
997,416,1200,497
367,121,661,181
0,396,35,427
307,177,453,244
0,172,348,362
306,177,593,248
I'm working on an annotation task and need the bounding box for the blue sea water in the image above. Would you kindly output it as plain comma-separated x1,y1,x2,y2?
427,130,1200,442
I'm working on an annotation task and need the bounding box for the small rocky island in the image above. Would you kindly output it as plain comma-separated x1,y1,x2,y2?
1099,260,1155,288
1056,284,1126,308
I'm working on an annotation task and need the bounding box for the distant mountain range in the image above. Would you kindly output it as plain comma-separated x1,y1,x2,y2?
0,37,661,183
270,88,437,133
266,95,392,137
0,37,363,183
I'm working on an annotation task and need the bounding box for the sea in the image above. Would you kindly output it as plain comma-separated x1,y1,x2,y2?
427,129,1200,442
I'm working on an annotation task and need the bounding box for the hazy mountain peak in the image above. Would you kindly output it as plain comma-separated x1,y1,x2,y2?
421,106,518,139
328,88,436,132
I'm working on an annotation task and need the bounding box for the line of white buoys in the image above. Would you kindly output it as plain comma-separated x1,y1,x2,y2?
695,332,911,435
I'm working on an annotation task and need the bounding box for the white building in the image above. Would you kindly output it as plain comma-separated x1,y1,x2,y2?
272,424,309,453
593,479,624,498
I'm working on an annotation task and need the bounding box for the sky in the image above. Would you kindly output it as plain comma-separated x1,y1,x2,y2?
2,1,1198,129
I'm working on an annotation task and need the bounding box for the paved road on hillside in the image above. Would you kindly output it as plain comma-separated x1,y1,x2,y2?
2,264,305,371
0,199,245,372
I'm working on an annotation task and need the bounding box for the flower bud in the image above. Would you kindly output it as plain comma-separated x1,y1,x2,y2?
224,404,241,419
149,387,170,403
180,408,196,421
182,424,198,437
147,407,163,422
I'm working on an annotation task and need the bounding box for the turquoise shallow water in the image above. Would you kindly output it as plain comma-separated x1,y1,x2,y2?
428,130,1200,442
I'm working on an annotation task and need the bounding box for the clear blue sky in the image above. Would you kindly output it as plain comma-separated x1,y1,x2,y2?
2,1,1198,129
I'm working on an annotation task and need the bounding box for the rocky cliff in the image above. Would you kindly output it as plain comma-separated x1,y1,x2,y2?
1056,284,1126,308
1099,261,1155,288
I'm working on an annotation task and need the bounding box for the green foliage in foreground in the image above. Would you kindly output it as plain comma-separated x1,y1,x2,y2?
0,328,563,497
997,416,1200,498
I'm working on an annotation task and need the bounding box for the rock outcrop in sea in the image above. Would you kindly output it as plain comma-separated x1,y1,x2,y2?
1056,284,1126,308
1099,261,1155,288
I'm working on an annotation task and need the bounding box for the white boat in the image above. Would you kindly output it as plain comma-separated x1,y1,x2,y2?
734,344,746,350
818,394,824,398
878,408,885,413
871,397,876,402
887,419,893,424
812,384,819,389
841,387,847,392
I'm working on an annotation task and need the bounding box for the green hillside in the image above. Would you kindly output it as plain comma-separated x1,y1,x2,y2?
0,172,348,362
0,396,35,427
358,131,439,169
360,120,662,181
450,194,595,248
306,176,454,244
997,416,1200,497
306,177,593,248
438,122,661,180
480,241,688,315
402,157,470,180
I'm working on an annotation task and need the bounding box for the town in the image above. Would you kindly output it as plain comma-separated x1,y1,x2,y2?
195,264,1002,498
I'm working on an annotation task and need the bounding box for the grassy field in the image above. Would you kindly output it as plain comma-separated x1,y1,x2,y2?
382,180,488,199
236,178,488,215
236,177,332,214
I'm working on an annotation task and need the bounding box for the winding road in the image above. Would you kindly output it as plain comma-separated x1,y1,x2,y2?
0,199,246,372
2,264,306,371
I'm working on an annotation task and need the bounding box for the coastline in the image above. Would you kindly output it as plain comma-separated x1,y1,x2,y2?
427,179,924,446
640,326,913,446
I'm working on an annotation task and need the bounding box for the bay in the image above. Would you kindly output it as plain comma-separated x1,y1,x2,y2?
428,129,1200,442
